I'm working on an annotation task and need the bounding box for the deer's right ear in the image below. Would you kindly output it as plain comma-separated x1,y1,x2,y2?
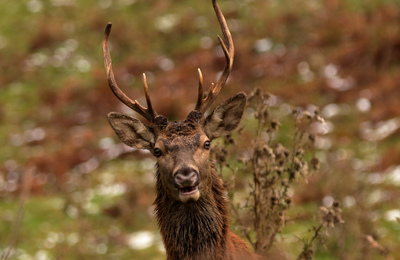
108,112,155,150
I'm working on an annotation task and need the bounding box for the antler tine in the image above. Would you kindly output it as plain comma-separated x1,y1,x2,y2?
194,68,204,111
142,73,158,118
196,0,234,113
102,23,157,122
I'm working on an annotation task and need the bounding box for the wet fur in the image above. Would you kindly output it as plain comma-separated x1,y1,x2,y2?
154,164,257,260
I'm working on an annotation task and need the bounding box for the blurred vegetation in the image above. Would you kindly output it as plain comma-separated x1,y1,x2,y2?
1,0,400,259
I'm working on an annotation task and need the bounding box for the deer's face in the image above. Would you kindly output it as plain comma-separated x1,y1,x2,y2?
108,94,246,203
155,129,211,203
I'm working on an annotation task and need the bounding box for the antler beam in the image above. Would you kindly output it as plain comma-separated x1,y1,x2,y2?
102,23,157,122
195,0,234,113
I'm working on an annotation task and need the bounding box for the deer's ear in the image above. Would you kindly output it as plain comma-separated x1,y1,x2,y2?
108,112,155,150
204,92,247,140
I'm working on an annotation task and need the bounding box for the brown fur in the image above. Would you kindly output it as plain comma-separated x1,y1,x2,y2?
155,164,258,260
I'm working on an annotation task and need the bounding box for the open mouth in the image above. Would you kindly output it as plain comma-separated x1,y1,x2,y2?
179,185,199,195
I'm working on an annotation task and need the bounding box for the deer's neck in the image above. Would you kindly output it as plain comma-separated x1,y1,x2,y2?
154,167,230,260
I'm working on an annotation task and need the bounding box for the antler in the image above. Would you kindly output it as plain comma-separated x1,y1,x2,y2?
102,23,157,122
194,0,234,113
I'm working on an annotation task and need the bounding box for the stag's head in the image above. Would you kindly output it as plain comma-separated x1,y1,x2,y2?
102,0,246,203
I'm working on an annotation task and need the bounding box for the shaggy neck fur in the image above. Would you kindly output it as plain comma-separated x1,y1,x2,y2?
154,166,230,260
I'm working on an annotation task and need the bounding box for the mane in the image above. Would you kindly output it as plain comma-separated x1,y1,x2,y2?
154,165,230,260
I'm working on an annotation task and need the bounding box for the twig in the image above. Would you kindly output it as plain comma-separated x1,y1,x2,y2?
230,201,256,250
364,235,393,260
0,167,35,260
310,224,323,245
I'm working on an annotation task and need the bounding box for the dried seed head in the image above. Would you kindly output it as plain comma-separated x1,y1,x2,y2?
283,150,290,158
262,144,275,159
296,148,304,158
224,134,236,145
274,143,290,163
288,169,296,180
263,93,270,100
294,157,303,171
298,249,314,260
303,111,312,119
270,119,281,130
316,115,326,125
333,200,340,208
301,161,308,176
237,155,247,164
214,148,228,164
275,167,282,176
248,87,261,101
309,134,316,144
320,206,328,215
320,201,344,227
271,196,278,206
311,157,320,170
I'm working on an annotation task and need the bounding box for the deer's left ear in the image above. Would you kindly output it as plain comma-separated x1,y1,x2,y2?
203,92,247,140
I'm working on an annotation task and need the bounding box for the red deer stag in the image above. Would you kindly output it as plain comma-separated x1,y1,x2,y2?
102,0,260,259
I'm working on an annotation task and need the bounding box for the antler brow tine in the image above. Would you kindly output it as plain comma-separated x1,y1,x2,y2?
102,23,157,122
194,0,234,113
142,73,158,118
195,68,204,111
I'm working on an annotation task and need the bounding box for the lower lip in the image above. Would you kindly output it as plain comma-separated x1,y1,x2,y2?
179,186,199,195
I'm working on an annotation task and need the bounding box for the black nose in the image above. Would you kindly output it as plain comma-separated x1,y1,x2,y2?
174,167,199,188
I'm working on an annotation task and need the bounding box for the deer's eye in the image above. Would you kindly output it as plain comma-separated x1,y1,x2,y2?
204,141,211,150
154,148,162,157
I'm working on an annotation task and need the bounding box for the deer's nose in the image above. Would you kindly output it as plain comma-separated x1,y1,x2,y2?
174,167,199,188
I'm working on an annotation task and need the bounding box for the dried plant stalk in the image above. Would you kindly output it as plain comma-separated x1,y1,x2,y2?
1,167,35,260
212,88,335,257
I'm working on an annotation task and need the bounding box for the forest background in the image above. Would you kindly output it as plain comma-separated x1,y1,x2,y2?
0,0,399,259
